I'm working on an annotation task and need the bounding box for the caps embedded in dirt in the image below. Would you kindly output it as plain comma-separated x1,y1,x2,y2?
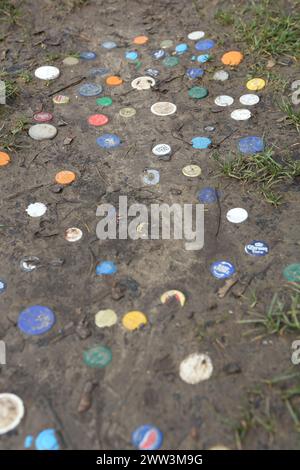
245,240,269,256
0,394,25,435
132,425,163,450
210,261,236,279
35,429,60,450
28,123,57,140
179,353,213,384
18,305,56,336
122,311,148,330
34,65,60,80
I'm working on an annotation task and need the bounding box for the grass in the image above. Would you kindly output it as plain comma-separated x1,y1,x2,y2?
0,116,28,151
213,148,300,206
234,0,300,59
214,9,234,26
279,98,300,132
0,0,22,25
238,285,300,336
233,393,276,448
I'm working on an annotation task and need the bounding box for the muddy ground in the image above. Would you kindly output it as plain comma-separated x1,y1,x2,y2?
0,0,300,450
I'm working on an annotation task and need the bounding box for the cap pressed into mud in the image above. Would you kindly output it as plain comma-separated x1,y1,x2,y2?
83,345,112,368
132,425,163,450
0,393,25,435
122,311,148,330
0,151,10,166
95,309,118,328
179,353,213,384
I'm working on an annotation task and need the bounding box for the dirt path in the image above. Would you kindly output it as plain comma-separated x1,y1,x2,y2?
0,0,300,450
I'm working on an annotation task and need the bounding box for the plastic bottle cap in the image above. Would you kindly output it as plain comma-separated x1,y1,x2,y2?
246,78,266,91
96,134,121,149
160,40,173,49
55,170,76,185
210,261,235,279
0,393,25,435
182,164,201,177
230,109,251,121
152,144,171,156
83,345,112,368
106,76,123,86
131,76,155,90
28,124,57,140
179,353,213,384
151,102,177,116
35,429,60,450
53,95,70,104
119,107,136,118
96,96,112,107
95,309,117,328
192,137,211,149
214,95,234,107
143,169,160,185
65,227,83,242
18,305,56,335
133,35,149,45
0,151,10,166
80,51,97,59
213,70,229,81
33,112,53,123
188,86,208,99
226,208,248,223
239,94,260,106
122,311,147,330
160,290,186,306
96,261,117,275
195,39,215,51
188,31,205,40
79,83,102,97
88,114,109,126
132,425,163,450
63,56,79,66
26,202,47,217
34,66,60,80
221,51,244,66
163,56,179,67
238,136,264,154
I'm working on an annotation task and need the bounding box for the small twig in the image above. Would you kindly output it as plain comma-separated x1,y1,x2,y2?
48,76,86,97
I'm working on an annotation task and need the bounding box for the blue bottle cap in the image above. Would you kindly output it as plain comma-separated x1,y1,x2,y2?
96,261,117,275
96,133,121,149
132,424,163,450
195,39,215,51
80,51,97,60
24,435,34,449
186,67,204,79
88,67,110,77
197,54,210,63
192,136,211,149
18,305,56,336
210,261,236,279
245,240,269,256
175,43,188,54
152,49,165,60
101,41,117,49
0,279,7,293
197,187,218,203
238,136,265,154
35,429,60,450
79,83,102,97
125,51,138,61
